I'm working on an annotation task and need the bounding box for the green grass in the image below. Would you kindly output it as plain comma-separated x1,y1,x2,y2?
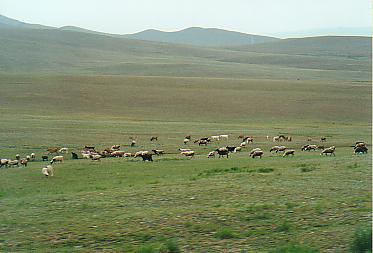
350,226,372,253
0,74,371,252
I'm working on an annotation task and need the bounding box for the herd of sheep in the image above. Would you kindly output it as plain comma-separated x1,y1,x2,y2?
0,134,368,177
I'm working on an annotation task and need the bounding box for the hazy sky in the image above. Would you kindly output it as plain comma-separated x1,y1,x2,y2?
0,0,371,36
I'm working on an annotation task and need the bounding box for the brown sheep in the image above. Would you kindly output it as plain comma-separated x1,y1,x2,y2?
47,147,59,155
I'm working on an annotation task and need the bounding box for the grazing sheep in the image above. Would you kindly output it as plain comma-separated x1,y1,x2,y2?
9,160,19,167
42,165,54,177
0,159,9,168
15,154,20,160
47,147,59,155
42,155,49,161
71,152,79,159
354,146,368,154
239,142,247,147
238,135,244,139
249,148,262,156
321,137,326,142
234,147,242,153
243,136,254,143
90,154,102,161
111,151,125,157
124,153,134,157
283,150,295,157
135,152,153,161
26,155,31,161
179,148,192,152
355,142,366,148
321,146,336,156
316,145,325,150
198,140,208,146
303,145,317,151
285,136,292,142
84,146,96,152
150,136,158,141
30,153,36,161
211,136,220,141
185,135,191,140
134,151,150,157
200,137,211,142
180,151,195,157
183,138,190,144
273,136,280,142
266,135,270,140
152,149,164,155
307,137,312,142
131,140,136,147
270,146,287,153
250,150,264,159
216,148,229,158
111,145,120,150
82,153,91,159
219,135,229,140
51,156,64,163
20,158,28,167
58,147,69,154
207,151,216,158
226,146,237,152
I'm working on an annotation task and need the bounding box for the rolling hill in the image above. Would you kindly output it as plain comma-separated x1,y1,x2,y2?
0,14,51,29
124,27,280,47
0,14,371,80
226,36,371,58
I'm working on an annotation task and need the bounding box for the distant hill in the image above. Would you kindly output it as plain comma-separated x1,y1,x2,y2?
226,36,371,58
124,27,280,47
0,14,51,29
0,27,370,81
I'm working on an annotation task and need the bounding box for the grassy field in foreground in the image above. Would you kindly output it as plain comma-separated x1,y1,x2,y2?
0,74,371,252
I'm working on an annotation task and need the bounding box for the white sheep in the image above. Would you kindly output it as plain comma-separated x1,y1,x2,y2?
30,153,36,161
42,165,54,177
234,147,242,153
58,148,69,154
51,156,64,163
207,151,216,158
219,135,229,140
211,136,220,141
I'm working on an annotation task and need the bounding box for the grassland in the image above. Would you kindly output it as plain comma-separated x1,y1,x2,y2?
0,73,371,252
